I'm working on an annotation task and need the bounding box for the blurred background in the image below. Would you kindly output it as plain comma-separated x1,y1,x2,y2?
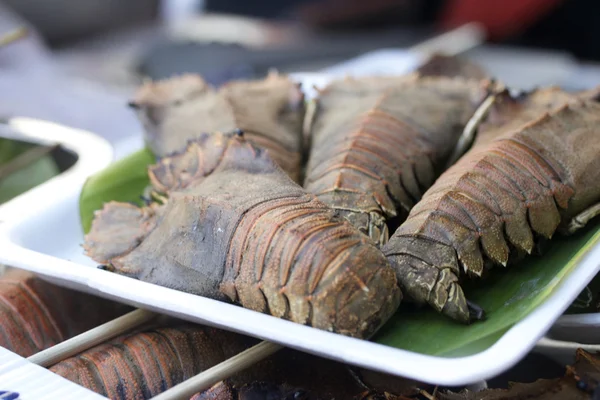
1,0,600,156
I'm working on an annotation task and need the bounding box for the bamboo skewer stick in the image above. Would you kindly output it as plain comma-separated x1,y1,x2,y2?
27,309,156,367
0,144,59,181
152,341,284,400
0,27,27,47
407,22,486,58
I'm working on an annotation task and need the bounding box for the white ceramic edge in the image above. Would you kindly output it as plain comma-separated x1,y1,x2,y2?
0,173,599,385
0,117,114,224
0,347,106,400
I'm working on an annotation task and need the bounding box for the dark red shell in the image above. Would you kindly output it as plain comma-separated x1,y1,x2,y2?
0,269,129,357
50,325,251,400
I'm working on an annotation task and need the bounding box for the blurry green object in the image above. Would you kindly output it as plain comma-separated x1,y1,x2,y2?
79,148,155,233
77,144,600,357
0,138,60,204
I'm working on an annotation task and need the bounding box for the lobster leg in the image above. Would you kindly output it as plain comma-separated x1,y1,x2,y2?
561,203,600,235
466,300,486,321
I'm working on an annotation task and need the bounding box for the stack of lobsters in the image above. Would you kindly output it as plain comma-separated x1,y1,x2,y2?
84,55,600,339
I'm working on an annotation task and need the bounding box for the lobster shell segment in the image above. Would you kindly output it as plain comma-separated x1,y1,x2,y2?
50,325,250,400
0,269,129,357
304,75,493,246
84,131,401,339
384,87,600,322
129,72,305,182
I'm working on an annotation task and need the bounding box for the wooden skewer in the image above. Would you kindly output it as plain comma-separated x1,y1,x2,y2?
0,27,27,47
152,341,284,400
408,22,486,58
27,309,156,367
0,144,59,181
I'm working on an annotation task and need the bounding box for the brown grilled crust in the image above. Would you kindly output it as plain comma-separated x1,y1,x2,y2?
84,132,400,339
384,92,600,321
221,192,400,338
50,325,250,400
0,269,129,357
130,72,305,182
304,76,490,245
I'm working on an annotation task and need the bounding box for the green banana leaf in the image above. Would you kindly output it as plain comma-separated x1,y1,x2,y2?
78,148,600,356
79,147,155,233
0,138,60,204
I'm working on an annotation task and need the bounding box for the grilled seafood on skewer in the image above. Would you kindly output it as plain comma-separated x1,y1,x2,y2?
53,321,420,399
304,75,494,246
384,87,600,322
0,268,129,357
83,130,400,338
129,71,305,182
50,324,252,400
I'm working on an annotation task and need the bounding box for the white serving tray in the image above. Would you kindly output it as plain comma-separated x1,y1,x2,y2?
0,346,105,400
1,116,600,387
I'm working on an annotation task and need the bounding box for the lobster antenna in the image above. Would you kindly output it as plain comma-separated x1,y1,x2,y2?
445,93,497,168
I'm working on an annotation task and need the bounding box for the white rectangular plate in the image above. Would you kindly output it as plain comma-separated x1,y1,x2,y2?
1,116,600,387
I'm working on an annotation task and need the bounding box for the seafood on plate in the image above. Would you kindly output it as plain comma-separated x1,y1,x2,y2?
383,87,600,322
129,72,305,182
190,381,412,400
83,130,400,338
303,74,495,245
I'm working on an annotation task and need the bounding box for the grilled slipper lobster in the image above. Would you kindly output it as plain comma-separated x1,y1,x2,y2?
84,131,400,338
129,72,305,182
303,75,494,246
383,87,600,322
